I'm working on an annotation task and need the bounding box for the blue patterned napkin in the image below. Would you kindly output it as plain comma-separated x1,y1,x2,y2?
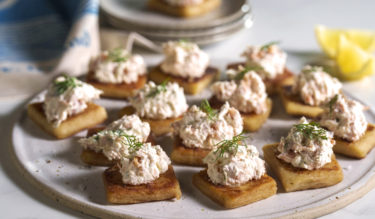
0,0,99,75
0,0,100,99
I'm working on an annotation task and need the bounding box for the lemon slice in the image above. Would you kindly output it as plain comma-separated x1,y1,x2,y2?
340,57,375,81
315,25,341,58
336,35,370,73
336,35,375,80
315,25,375,58
346,30,375,52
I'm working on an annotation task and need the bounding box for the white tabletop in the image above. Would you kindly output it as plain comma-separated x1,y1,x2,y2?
2,0,375,218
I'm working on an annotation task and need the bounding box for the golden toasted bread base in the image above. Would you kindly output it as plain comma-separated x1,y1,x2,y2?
279,86,324,118
119,106,183,136
192,170,277,209
27,102,107,139
147,0,221,17
103,165,181,204
81,148,114,166
227,62,294,95
148,65,219,95
242,98,272,132
262,143,343,192
333,124,375,159
171,138,211,166
86,72,147,99
80,127,157,166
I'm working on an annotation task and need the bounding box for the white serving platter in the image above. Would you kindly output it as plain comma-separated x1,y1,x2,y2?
11,61,375,218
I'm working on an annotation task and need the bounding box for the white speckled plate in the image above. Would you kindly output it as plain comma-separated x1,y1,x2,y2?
11,59,375,218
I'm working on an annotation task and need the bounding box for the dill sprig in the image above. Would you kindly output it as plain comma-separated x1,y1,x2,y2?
112,129,143,152
214,133,247,158
303,66,322,74
146,79,169,98
54,75,81,95
327,94,339,115
260,41,280,51
200,100,217,120
108,48,128,63
234,66,263,80
294,122,328,141
93,129,144,152
177,39,193,49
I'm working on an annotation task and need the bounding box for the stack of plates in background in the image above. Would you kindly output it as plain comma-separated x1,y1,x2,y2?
100,0,253,45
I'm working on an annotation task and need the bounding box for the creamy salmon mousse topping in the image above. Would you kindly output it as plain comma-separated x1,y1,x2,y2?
277,117,335,170
130,81,188,119
320,94,368,142
292,65,342,106
163,0,203,6
241,42,287,80
160,41,209,81
106,115,151,142
78,115,151,160
203,134,266,186
120,143,171,185
173,101,243,149
211,67,268,114
44,75,102,127
90,48,146,84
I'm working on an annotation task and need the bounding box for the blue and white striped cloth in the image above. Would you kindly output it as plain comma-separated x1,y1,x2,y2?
0,0,99,74
0,0,100,98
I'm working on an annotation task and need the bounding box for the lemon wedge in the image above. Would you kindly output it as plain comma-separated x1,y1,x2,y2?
346,30,375,52
315,25,341,58
336,35,370,73
339,57,375,81
315,25,375,58
315,25,375,81
336,35,374,81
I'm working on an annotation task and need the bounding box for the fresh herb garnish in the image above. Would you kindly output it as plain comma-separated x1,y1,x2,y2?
108,48,128,62
214,133,247,158
179,39,188,43
303,66,321,74
54,75,81,95
327,94,339,115
113,129,143,152
260,41,280,51
146,79,169,98
93,129,144,152
177,39,193,49
294,122,328,141
234,66,263,80
200,100,217,120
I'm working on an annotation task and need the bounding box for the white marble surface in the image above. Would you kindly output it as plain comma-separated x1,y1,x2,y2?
1,0,375,218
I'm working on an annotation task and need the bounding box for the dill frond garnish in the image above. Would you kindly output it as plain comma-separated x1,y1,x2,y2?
146,79,169,98
108,48,128,63
54,75,81,95
260,41,280,51
214,133,247,158
302,66,322,74
234,66,263,80
294,122,328,141
93,129,144,152
327,94,338,115
200,100,217,120
112,129,143,152
177,39,193,49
